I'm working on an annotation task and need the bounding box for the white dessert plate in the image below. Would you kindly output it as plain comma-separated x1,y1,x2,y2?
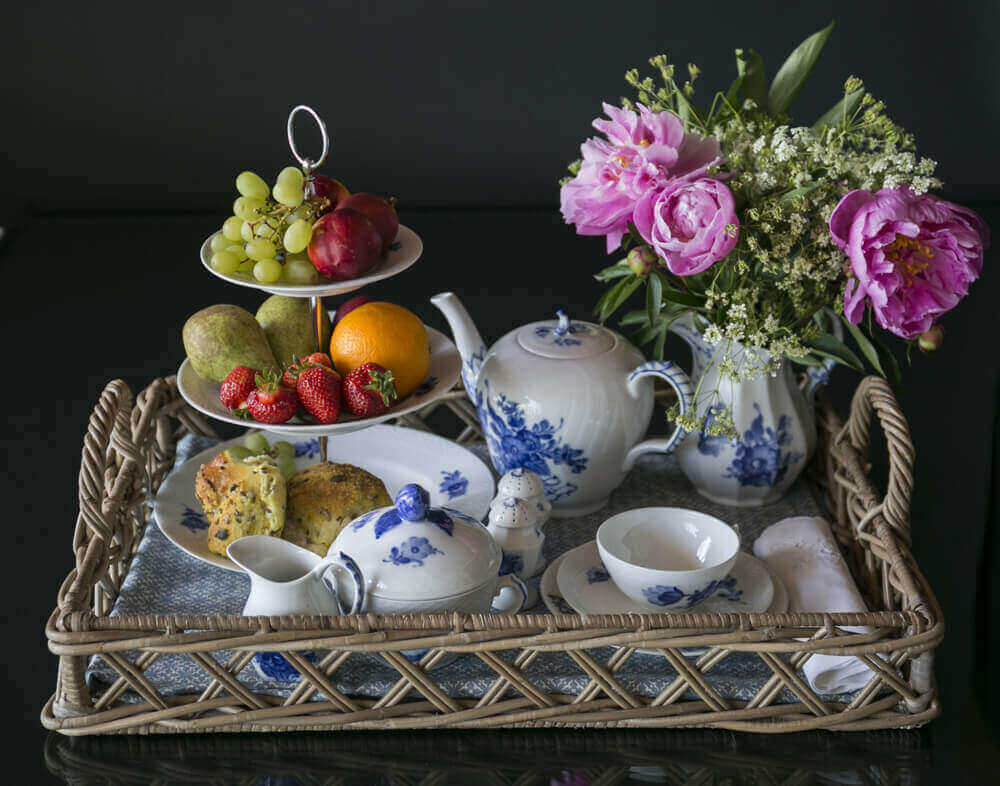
557,541,775,616
155,425,496,572
200,224,423,297
541,544,787,656
177,326,460,437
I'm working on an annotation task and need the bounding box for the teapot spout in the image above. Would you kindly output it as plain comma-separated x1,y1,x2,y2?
431,292,487,402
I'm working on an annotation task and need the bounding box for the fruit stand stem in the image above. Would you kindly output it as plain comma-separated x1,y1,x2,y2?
312,294,328,463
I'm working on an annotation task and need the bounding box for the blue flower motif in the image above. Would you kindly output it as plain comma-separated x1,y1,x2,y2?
548,593,576,614
439,469,469,500
534,316,589,346
642,585,686,606
499,552,524,576
383,536,443,567
472,380,588,503
255,651,318,682
715,575,743,601
723,404,804,488
586,566,610,584
641,575,743,608
293,439,320,459
179,506,208,531
696,405,731,458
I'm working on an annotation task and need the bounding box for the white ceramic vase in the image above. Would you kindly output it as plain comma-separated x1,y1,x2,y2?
670,316,827,507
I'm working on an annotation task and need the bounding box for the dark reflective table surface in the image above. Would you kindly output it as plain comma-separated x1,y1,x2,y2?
45,729,933,785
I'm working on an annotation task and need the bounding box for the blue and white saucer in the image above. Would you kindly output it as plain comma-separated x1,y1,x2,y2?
545,542,785,617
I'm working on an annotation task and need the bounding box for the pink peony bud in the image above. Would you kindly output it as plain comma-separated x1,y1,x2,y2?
918,324,945,354
627,246,657,276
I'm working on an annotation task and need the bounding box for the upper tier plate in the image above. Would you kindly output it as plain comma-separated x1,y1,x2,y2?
200,224,423,297
177,325,461,437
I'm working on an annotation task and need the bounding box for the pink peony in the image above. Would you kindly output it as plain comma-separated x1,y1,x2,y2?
829,187,989,339
632,178,739,275
560,103,724,252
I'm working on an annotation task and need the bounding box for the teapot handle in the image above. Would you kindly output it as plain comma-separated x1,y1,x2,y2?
623,361,694,471
319,551,366,615
490,573,527,614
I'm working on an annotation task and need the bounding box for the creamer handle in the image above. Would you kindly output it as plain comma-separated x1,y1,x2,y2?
623,360,694,471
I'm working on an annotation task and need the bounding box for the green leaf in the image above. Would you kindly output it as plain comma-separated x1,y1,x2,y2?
595,275,642,323
651,271,707,308
735,48,766,109
842,317,885,375
808,331,864,372
594,259,632,282
646,273,663,326
780,182,822,203
767,21,835,116
872,335,905,393
652,325,668,361
725,74,744,107
620,309,650,327
631,322,663,346
813,87,864,131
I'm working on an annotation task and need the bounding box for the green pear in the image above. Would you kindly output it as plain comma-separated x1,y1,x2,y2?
183,305,279,383
255,295,332,367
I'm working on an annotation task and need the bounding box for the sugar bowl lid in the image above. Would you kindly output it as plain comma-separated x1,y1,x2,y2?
332,484,500,599
516,309,616,359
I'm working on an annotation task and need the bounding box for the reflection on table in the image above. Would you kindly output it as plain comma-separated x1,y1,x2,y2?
45,727,931,785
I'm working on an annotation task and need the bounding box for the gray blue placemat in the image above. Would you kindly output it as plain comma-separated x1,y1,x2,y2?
87,433,853,706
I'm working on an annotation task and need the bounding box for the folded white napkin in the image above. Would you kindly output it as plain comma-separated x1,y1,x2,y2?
753,516,874,695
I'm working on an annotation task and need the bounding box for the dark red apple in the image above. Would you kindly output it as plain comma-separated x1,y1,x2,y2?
307,210,382,281
335,193,398,253
333,294,374,329
307,174,350,214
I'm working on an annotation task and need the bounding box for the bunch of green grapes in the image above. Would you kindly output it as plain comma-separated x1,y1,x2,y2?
225,433,297,479
208,167,326,285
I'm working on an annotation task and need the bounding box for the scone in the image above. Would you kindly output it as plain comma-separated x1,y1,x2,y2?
283,462,392,556
194,450,287,555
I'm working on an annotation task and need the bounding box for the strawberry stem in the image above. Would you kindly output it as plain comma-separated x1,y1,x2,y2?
363,370,397,406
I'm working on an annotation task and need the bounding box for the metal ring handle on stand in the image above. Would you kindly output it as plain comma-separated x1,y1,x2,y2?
287,105,329,175
288,105,331,462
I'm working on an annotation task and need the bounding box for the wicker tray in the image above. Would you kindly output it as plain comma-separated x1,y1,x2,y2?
42,375,943,734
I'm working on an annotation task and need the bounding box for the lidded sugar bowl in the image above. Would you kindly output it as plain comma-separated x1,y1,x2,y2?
327,484,526,614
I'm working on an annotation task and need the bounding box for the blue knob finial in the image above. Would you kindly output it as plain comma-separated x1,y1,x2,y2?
395,484,430,521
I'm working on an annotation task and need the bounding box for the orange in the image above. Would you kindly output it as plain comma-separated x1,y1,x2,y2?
329,302,430,398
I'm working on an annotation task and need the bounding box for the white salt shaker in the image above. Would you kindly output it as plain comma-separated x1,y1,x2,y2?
488,469,551,584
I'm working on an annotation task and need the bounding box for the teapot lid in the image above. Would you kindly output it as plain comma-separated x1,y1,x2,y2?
516,310,616,359
334,484,500,599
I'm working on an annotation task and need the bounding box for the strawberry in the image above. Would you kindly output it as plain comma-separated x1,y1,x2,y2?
247,371,299,424
282,353,333,388
342,363,398,418
219,366,258,413
296,366,341,424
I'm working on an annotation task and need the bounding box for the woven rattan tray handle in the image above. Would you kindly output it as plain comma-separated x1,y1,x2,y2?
838,376,914,543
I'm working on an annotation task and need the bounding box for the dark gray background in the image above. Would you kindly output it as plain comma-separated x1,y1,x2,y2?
1,0,998,217
1,1,998,782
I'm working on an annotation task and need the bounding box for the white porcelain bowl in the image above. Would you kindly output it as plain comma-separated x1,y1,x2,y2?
596,507,739,611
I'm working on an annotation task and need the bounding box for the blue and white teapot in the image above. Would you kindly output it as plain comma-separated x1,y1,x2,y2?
432,292,695,517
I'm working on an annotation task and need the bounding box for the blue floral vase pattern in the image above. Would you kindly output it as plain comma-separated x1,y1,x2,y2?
670,314,818,506
698,404,805,488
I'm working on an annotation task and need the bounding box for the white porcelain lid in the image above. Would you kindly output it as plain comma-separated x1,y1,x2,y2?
516,310,616,359
332,484,500,599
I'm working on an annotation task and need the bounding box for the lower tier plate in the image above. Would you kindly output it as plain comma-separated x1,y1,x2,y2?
155,425,495,571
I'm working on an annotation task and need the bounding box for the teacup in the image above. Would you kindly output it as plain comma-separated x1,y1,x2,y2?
596,507,739,611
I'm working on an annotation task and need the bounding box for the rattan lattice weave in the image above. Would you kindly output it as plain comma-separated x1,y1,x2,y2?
42,375,943,734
